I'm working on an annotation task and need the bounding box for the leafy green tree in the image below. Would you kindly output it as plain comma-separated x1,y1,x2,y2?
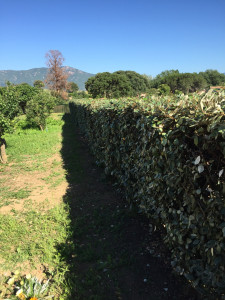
176,73,207,94
71,91,90,99
0,83,39,114
0,86,20,163
114,71,149,96
199,70,225,86
150,70,180,92
33,80,45,88
25,91,56,131
0,87,4,96
158,84,171,95
85,71,149,98
157,70,180,78
67,82,79,93
14,83,39,113
148,88,159,95
177,74,193,94
142,74,153,81
191,73,207,92
85,72,112,98
107,73,132,98
88,72,134,98
151,70,208,94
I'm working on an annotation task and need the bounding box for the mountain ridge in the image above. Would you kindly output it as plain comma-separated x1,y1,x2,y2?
0,67,95,90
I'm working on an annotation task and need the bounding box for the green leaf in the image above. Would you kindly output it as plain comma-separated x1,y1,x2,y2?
194,136,198,146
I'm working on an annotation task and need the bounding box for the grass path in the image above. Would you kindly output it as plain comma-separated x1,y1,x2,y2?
59,113,201,300
0,113,201,299
0,115,71,298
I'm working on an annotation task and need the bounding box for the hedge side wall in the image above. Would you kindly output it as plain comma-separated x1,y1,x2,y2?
70,92,225,297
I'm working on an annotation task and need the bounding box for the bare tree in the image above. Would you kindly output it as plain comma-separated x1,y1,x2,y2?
45,50,68,96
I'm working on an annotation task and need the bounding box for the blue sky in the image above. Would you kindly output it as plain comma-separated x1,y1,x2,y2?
1,0,225,76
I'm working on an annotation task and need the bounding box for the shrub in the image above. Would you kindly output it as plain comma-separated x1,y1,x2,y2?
70,91,225,297
26,91,56,131
0,86,21,163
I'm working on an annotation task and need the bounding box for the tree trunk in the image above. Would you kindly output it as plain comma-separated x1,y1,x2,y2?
0,138,7,164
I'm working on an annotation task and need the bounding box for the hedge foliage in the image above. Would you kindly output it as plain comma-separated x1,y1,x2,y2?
70,91,225,298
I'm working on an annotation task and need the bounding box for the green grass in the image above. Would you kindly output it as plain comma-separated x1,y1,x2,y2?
0,203,71,269
0,187,31,208
14,161,48,172
42,171,66,187
0,114,73,299
3,116,64,163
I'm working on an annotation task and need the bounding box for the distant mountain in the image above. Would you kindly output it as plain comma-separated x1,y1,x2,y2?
0,67,95,90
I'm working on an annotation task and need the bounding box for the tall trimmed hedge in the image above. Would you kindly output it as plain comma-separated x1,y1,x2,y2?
70,91,225,298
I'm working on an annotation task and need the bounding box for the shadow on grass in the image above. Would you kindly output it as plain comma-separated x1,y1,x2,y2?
59,112,123,299
58,113,202,300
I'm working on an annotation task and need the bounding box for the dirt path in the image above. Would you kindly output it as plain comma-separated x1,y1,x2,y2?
60,113,202,300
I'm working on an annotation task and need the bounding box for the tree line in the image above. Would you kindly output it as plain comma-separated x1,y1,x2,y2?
149,69,225,94
85,69,225,98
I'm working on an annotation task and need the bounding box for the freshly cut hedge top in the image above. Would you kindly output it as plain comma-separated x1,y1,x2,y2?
70,91,225,297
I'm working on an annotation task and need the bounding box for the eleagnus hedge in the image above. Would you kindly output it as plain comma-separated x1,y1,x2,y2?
70,91,225,297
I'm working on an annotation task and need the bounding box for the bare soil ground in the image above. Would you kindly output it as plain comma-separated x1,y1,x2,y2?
0,151,67,214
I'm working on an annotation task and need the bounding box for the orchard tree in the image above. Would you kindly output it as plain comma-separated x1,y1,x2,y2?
33,80,45,88
45,50,68,96
14,83,39,113
26,91,56,131
1,83,38,113
67,82,79,93
0,86,20,163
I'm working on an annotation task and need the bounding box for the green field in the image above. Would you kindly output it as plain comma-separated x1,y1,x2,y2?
0,115,72,299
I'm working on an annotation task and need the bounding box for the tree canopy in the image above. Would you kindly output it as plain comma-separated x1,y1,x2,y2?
13,83,39,113
199,69,225,86
25,91,56,131
114,71,149,96
0,85,21,163
33,80,45,88
67,82,79,93
150,69,225,94
85,71,149,98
